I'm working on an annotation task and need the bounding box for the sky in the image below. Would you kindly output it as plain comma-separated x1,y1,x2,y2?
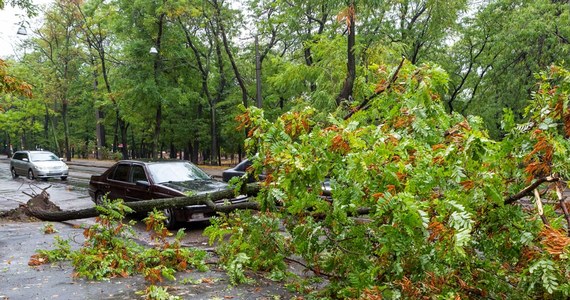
0,0,50,59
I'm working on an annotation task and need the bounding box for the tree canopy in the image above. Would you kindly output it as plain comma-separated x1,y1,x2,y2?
1,0,570,298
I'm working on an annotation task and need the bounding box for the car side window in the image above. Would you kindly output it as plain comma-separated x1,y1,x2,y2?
131,165,147,183
110,164,129,182
237,160,252,171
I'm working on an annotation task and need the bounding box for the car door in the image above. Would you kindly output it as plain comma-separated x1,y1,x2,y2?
124,164,152,202
14,152,29,175
105,163,130,201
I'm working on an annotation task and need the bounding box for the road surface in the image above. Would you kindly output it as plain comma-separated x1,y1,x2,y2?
0,158,296,299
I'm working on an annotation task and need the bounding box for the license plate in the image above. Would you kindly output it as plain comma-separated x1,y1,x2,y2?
191,213,205,220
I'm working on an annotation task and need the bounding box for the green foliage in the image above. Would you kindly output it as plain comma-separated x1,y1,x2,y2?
206,62,570,298
205,211,290,285
137,285,181,300
33,198,207,298
444,0,570,137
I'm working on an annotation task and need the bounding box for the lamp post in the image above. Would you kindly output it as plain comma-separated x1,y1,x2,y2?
149,44,162,159
15,14,29,36
16,22,27,35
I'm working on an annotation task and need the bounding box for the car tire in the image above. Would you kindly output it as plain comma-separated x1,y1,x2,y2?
27,169,34,180
163,208,178,229
94,192,105,205
61,176,67,181
11,168,18,179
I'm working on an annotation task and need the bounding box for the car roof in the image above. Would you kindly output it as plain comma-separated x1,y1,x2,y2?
15,150,55,154
116,159,192,165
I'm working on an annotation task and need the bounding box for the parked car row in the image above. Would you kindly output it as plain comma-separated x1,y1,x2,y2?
8,151,255,228
9,154,309,228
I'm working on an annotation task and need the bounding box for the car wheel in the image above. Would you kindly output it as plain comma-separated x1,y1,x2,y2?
94,192,105,205
11,168,18,179
163,208,178,229
27,169,34,180
61,176,67,181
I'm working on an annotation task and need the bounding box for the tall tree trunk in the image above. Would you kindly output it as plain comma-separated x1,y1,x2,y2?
193,139,199,163
49,108,61,155
153,102,162,159
120,121,129,159
184,141,191,161
151,13,166,160
113,111,119,153
336,1,356,106
213,0,248,109
90,54,106,160
170,141,176,159
62,100,71,161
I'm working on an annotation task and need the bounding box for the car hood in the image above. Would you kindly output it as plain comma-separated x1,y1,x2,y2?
33,161,67,168
159,180,228,195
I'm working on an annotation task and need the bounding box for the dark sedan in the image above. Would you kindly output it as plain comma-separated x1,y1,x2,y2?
222,159,267,183
88,160,247,228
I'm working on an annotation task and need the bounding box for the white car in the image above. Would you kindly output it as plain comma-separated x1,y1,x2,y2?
10,150,69,180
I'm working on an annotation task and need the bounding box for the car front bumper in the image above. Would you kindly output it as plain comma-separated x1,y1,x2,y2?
178,195,250,222
34,169,69,178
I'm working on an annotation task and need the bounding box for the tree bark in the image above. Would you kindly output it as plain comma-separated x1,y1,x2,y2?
503,175,560,205
27,184,261,222
336,1,356,106
213,0,248,109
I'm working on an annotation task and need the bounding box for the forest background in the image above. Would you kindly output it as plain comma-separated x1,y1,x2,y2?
2,0,570,299
0,0,566,164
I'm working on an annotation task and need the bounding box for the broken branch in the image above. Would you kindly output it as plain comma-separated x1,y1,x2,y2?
503,175,560,205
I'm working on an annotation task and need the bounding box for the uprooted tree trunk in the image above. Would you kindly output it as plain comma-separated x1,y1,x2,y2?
26,184,262,222
24,174,570,235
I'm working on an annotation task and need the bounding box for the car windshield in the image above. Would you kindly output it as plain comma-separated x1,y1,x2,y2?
148,162,211,183
30,152,59,162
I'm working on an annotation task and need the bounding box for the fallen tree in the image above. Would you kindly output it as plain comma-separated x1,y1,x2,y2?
205,63,570,299
25,183,262,222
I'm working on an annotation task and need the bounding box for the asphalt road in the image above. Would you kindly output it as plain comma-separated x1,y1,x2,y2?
0,158,296,300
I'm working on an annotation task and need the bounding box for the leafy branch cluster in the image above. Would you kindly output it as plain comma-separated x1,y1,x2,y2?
29,198,208,299
206,62,570,298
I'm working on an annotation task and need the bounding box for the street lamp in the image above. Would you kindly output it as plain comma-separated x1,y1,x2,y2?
149,46,158,54
16,20,28,35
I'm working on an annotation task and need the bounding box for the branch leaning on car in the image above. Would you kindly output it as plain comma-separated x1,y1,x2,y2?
27,183,262,222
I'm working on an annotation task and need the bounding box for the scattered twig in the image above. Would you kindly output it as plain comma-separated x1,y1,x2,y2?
21,184,51,198
284,257,336,279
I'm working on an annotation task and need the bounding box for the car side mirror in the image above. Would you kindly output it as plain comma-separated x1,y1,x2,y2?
135,180,151,188
60,158,64,161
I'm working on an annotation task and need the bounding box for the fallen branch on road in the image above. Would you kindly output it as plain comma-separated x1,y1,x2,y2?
26,184,262,222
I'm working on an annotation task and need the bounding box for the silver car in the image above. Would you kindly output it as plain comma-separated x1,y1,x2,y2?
10,150,69,180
